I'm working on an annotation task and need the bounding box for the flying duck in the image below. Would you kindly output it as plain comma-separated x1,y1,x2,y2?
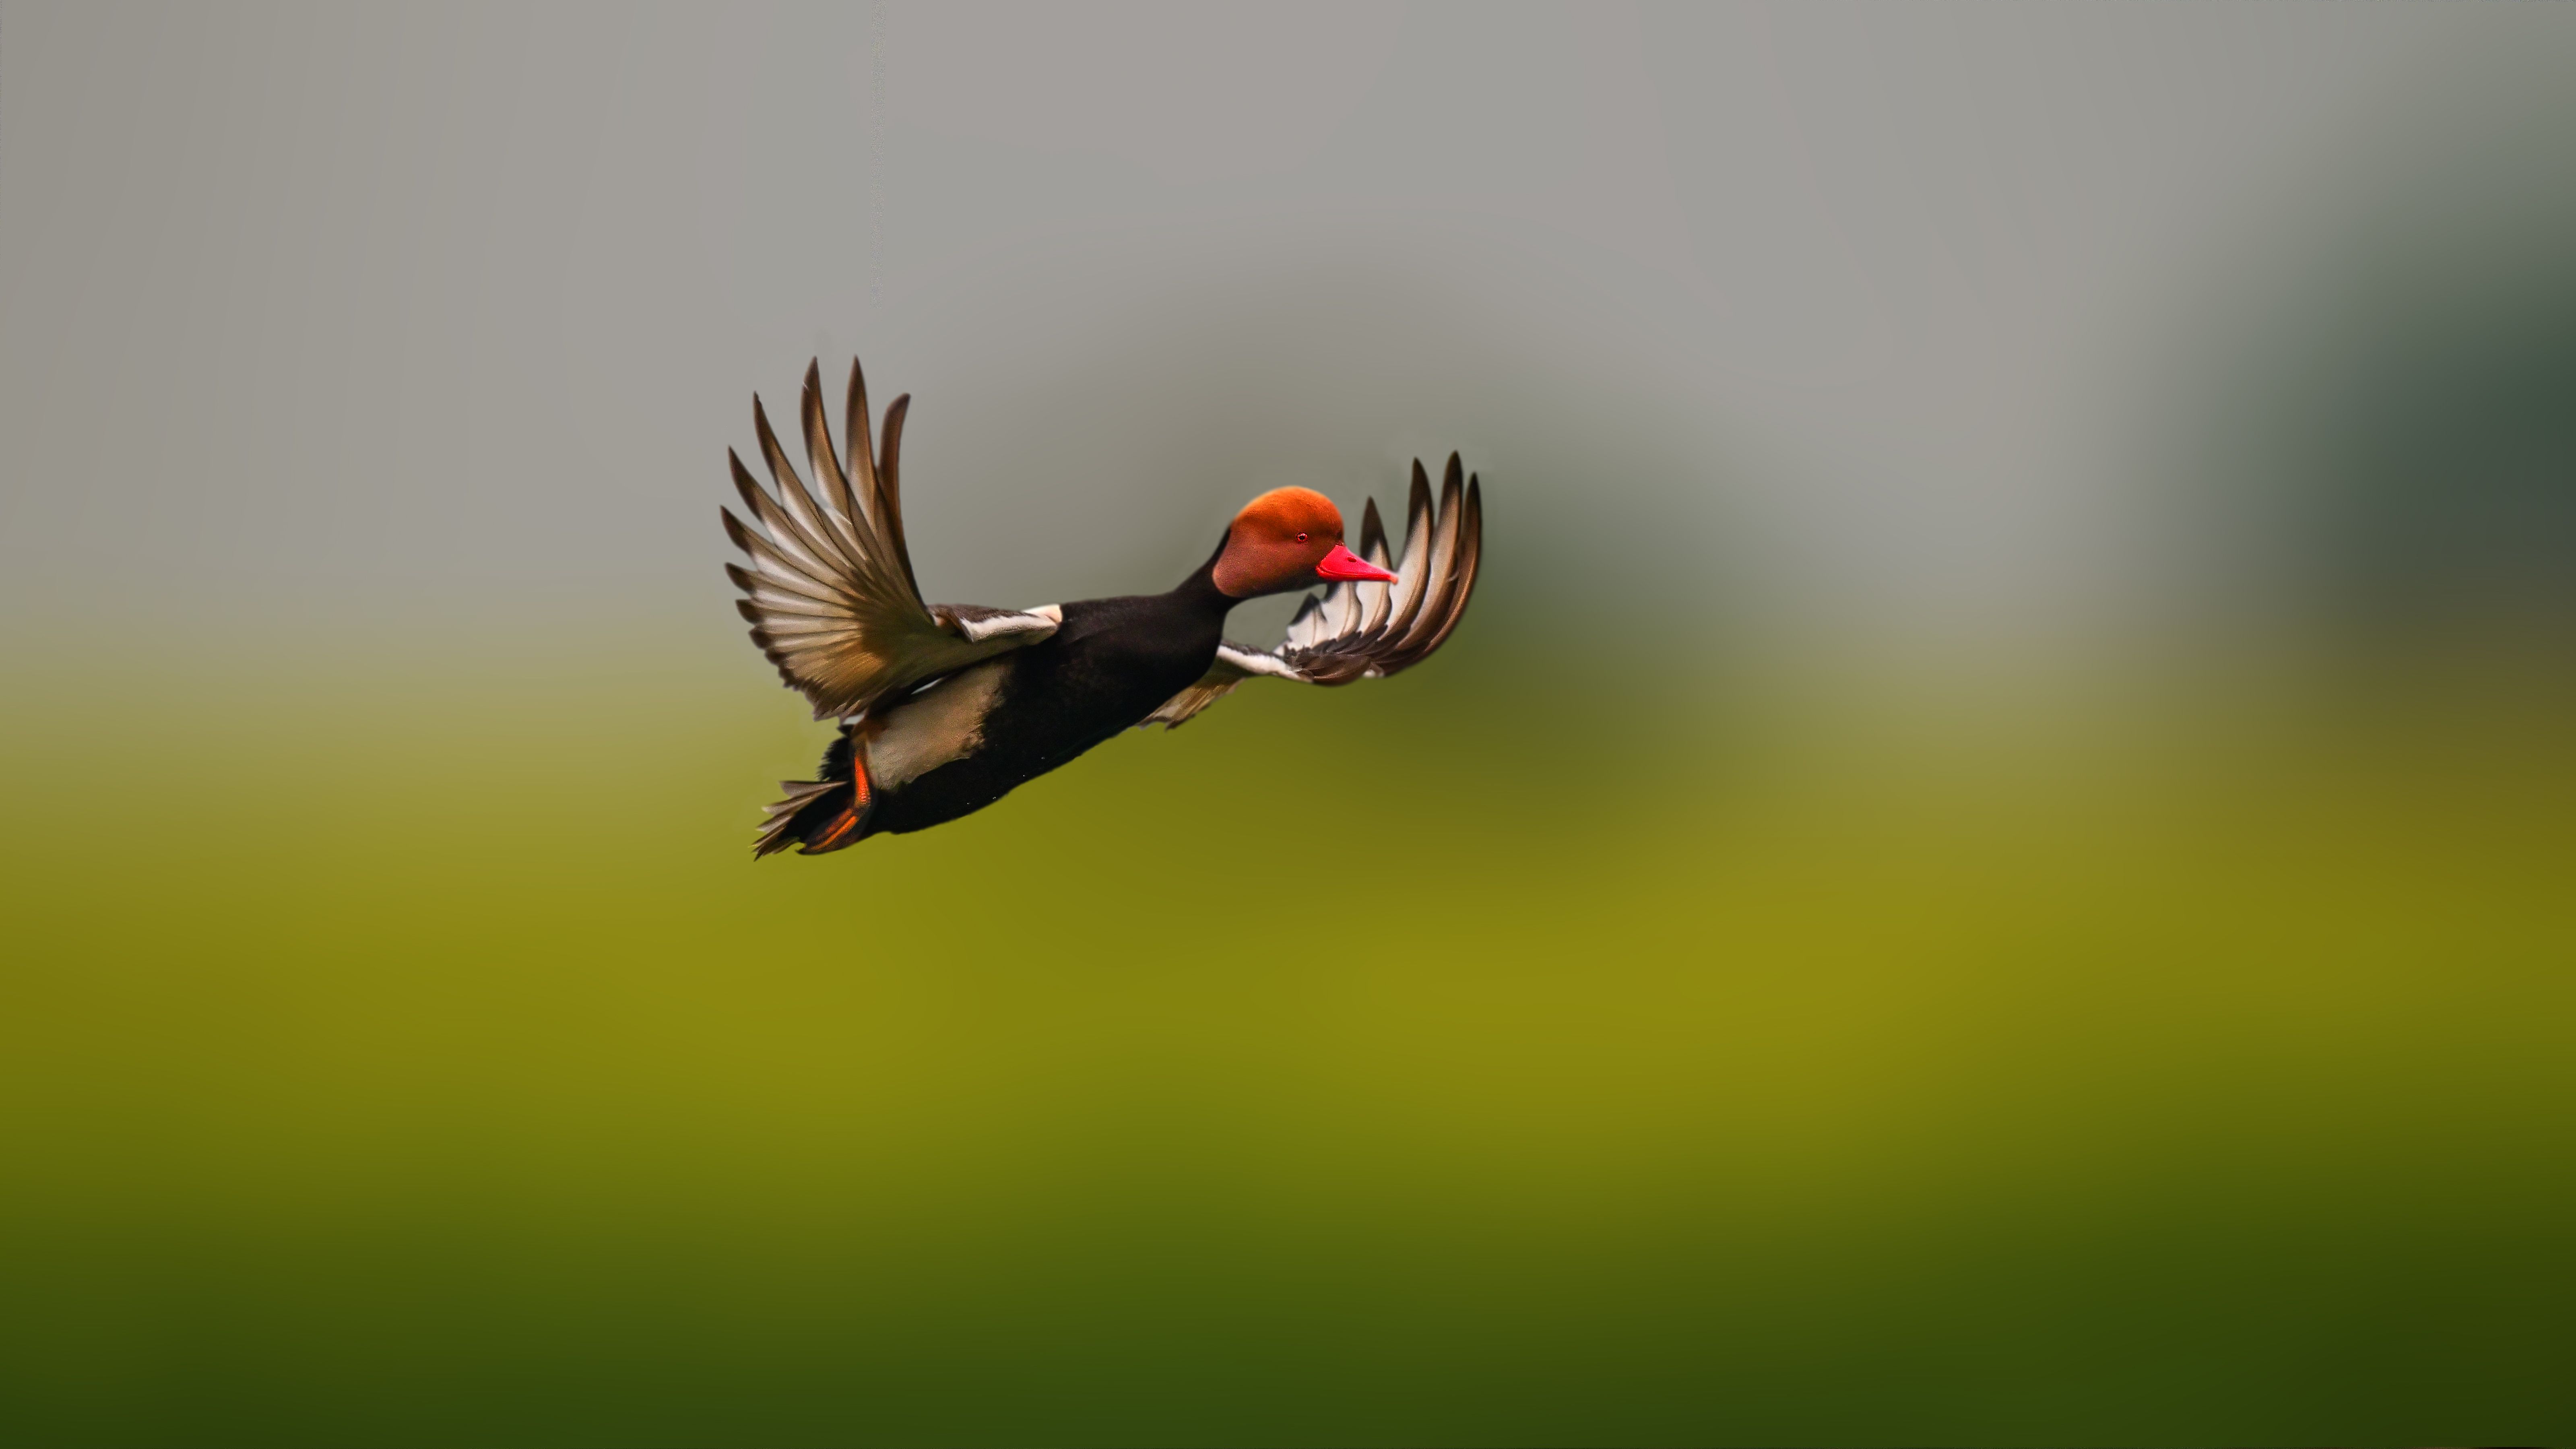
722,359,1484,856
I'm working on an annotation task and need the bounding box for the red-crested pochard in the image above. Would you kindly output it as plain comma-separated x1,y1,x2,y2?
724,359,1483,855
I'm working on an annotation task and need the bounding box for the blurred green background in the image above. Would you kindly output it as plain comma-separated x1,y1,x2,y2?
6,4,2576,1445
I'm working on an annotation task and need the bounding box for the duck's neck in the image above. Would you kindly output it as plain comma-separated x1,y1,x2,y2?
1166,537,1239,621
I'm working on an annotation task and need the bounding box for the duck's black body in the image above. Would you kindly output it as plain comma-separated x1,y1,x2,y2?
778,560,1233,848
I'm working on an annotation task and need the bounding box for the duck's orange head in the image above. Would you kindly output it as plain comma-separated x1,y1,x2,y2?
1212,487,1401,599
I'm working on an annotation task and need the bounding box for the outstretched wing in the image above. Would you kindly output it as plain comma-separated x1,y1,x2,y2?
1145,453,1483,729
722,360,1059,720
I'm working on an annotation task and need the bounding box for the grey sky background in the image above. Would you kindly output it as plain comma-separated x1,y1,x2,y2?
3,2,2564,675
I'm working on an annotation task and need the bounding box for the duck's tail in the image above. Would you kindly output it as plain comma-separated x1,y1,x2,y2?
753,724,874,858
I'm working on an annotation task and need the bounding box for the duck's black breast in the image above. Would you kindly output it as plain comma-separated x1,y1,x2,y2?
863,592,1225,836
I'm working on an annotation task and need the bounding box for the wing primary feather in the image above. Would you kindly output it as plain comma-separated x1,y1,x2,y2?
726,562,846,618
1284,592,1323,650
1321,578,1358,638
1381,461,1437,641
1412,474,1481,663
1356,508,1395,635
1396,469,1480,670
753,395,874,587
723,498,852,607
727,452,853,591
876,394,921,601
1394,455,1469,661
844,358,879,520
720,504,844,605
799,360,870,563
798,367,919,595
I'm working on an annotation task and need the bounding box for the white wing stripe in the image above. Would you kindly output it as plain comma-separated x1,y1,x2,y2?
1215,642,1308,680
952,611,1061,644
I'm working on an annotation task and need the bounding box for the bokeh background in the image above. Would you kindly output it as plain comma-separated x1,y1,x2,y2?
6,3,2575,1444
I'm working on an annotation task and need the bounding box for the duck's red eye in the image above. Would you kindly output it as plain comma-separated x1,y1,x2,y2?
1295,530,1309,543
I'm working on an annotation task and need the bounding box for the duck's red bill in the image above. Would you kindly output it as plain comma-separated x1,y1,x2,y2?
1315,543,1400,583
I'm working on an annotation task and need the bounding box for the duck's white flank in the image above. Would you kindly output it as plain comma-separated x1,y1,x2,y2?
863,658,1010,786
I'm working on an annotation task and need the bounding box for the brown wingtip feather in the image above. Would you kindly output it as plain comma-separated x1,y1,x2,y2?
1415,475,1482,659
751,394,813,510
799,363,837,474
798,363,870,555
726,449,764,508
877,392,916,591
844,358,874,489
797,365,834,464
881,393,911,472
